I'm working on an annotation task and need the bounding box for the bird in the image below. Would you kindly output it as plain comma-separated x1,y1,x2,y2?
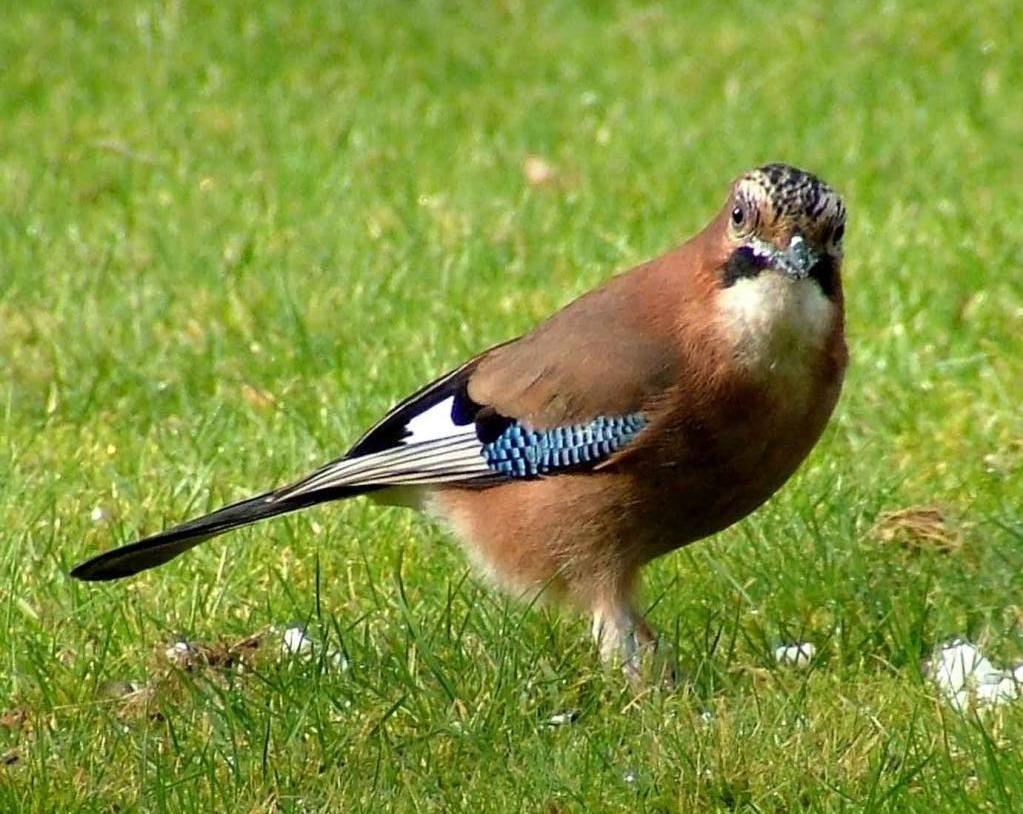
72,163,847,675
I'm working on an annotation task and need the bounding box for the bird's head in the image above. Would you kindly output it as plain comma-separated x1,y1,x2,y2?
708,164,847,373
717,163,845,298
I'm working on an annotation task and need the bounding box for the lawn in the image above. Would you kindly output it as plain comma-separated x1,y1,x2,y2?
2,1,1023,811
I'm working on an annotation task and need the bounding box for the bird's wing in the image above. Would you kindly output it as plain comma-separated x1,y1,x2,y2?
275,272,679,500
70,266,682,582
466,272,678,428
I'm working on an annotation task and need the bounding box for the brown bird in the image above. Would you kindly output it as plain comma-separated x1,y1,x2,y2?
72,163,847,675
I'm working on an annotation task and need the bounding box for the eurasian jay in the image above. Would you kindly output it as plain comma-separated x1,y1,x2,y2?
73,163,847,673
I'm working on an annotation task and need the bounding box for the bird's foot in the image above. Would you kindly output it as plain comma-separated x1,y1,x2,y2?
591,605,676,689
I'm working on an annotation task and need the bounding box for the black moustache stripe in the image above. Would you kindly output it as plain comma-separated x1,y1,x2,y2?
721,246,770,287
722,246,839,300
808,256,838,300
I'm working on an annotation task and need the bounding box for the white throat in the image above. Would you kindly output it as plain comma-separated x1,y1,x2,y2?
718,273,834,377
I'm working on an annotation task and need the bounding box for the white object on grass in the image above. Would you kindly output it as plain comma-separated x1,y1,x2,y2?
773,642,816,669
546,711,578,726
928,639,1019,711
282,626,313,657
164,640,194,664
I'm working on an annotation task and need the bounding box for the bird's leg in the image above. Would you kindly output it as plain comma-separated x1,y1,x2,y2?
590,598,663,683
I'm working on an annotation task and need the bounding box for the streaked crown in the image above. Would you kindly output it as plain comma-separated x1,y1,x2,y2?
733,163,845,249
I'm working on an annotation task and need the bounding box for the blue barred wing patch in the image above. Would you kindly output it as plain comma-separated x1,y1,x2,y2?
481,414,647,478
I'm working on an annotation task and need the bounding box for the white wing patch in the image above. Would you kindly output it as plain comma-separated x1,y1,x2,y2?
403,396,459,444
272,399,491,501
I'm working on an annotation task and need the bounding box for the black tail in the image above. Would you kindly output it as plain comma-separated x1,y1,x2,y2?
70,485,372,582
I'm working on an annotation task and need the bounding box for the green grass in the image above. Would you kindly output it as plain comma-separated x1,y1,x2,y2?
2,0,1023,810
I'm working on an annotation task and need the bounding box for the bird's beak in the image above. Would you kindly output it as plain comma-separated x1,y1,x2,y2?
772,233,819,281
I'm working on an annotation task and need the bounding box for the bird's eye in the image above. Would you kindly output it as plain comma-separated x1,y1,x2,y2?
730,205,746,228
832,222,845,243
